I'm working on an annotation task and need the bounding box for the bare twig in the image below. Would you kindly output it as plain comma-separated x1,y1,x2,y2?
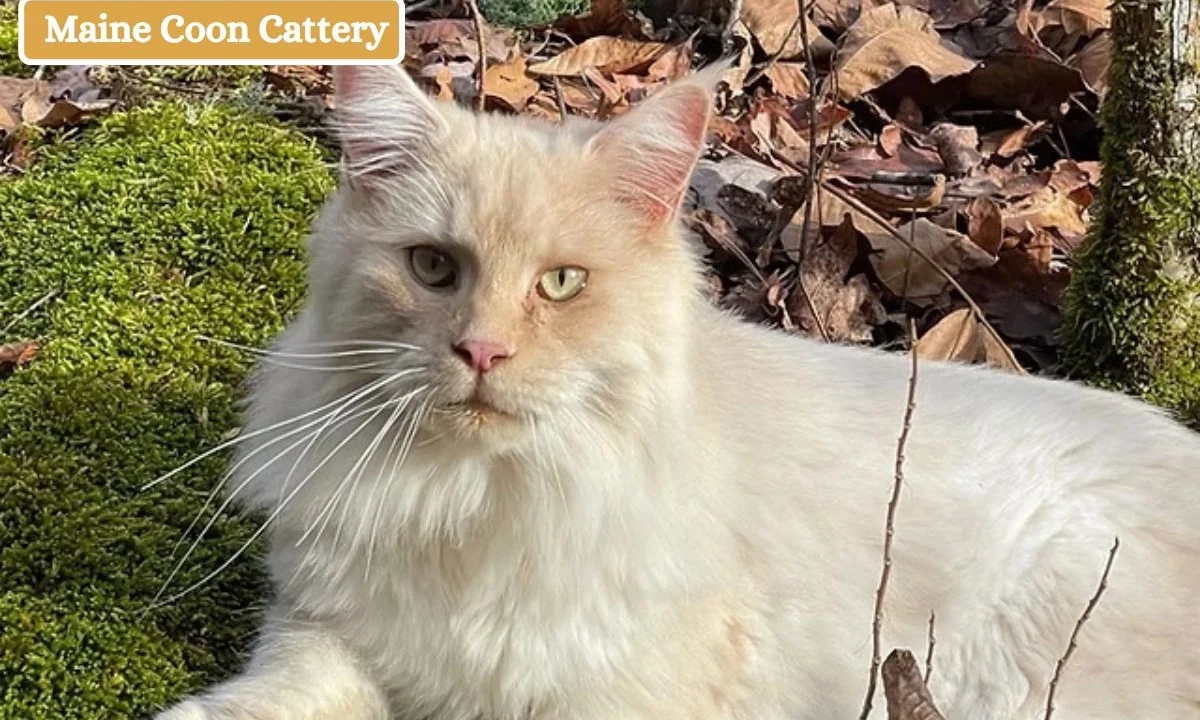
924,611,936,682
3,288,59,337
1044,538,1120,720
742,16,800,88
792,0,830,342
859,318,920,720
553,76,567,123
465,0,487,112
816,175,1022,371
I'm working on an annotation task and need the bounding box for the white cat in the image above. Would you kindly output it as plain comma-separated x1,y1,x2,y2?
156,64,1200,720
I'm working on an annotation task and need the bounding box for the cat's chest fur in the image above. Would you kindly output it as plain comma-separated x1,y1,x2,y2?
265,428,745,719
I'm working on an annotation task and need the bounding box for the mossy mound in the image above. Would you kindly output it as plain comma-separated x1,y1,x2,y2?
0,103,334,717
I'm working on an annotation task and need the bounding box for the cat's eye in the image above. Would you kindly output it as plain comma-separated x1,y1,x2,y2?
409,246,459,290
538,266,588,302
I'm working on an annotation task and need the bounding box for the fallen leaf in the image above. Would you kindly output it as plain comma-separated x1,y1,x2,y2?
866,216,997,303
928,122,982,176
484,56,539,111
741,0,833,59
0,341,39,377
528,37,670,76
1003,186,1088,236
791,214,883,342
1041,0,1109,37
958,247,1070,344
882,650,949,720
964,55,1087,119
982,121,1047,159
878,124,903,156
265,65,331,96
917,308,1024,372
835,3,977,100
645,41,694,82
965,197,1004,255
762,62,811,101
1067,32,1111,96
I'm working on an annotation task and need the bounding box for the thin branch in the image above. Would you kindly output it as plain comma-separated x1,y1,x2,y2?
743,16,800,88
793,0,830,342
816,173,1022,371
3,287,59,337
553,76,567,123
465,0,488,112
859,317,920,720
1044,538,1120,720
924,610,936,682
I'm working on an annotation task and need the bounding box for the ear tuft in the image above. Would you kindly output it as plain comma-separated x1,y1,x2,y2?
586,66,720,227
331,65,448,183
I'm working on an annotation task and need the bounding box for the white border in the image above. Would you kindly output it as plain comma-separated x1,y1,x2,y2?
18,0,405,65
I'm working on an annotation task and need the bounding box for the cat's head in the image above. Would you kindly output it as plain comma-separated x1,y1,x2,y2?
302,64,716,449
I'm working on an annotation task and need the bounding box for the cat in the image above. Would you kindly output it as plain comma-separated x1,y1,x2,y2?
155,63,1200,720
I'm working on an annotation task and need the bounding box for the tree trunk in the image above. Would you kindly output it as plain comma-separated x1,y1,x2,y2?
1062,0,1200,426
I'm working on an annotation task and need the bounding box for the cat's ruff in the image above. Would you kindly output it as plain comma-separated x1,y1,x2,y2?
155,64,1200,720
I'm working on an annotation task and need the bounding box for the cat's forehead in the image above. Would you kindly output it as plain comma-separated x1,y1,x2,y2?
435,115,614,260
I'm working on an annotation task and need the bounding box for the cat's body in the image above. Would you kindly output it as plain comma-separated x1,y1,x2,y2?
157,65,1200,720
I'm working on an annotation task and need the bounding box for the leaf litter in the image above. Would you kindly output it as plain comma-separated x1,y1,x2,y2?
0,0,1113,375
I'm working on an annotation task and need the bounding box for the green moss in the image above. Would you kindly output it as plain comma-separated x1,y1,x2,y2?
482,0,589,27
0,3,28,76
0,102,334,717
1061,3,1200,427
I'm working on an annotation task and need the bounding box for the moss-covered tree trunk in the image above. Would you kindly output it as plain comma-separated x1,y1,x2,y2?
1062,0,1200,426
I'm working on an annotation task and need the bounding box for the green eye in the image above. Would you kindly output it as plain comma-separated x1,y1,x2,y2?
538,266,588,301
409,246,458,289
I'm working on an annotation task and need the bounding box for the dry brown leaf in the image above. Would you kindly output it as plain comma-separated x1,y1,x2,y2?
762,62,811,101
983,121,1047,160
484,56,539,112
0,73,115,133
882,650,947,720
791,214,883,342
964,55,1087,119
835,3,977,100
741,0,833,59
779,183,994,304
0,341,39,377
916,308,1022,372
528,37,670,76
866,216,997,303
265,65,331,96
1003,186,1088,236
959,248,1070,344
965,197,1004,255
646,41,694,82
1041,0,1109,37
878,124,903,157
927,122,982,176
1068,32,1111,96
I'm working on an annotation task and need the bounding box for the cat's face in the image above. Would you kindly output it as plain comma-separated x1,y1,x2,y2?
305,65,713,448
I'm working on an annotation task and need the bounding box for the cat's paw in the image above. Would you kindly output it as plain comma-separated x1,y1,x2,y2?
153,699,209,720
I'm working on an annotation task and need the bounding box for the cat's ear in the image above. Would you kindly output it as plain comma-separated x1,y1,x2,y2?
332,65,448,184
586,65,722,229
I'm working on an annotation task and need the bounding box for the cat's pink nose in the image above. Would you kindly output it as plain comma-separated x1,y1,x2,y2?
453,339,511,374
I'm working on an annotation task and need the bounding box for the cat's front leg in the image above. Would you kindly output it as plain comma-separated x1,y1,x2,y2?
153,620,388,720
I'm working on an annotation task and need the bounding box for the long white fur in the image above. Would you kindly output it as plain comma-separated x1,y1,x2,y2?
156,64,1200,720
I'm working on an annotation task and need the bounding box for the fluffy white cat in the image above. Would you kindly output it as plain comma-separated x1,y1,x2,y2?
156,64,1200,720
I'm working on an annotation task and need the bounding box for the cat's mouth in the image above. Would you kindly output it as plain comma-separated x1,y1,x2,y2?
443,388,517,420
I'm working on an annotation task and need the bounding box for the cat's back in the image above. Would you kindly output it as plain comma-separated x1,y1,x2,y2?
695,303,1200,496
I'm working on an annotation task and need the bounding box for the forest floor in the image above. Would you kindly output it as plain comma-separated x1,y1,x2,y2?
0,0,1114,716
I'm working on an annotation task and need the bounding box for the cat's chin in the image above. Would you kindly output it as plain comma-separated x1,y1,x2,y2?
427,397,527,446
